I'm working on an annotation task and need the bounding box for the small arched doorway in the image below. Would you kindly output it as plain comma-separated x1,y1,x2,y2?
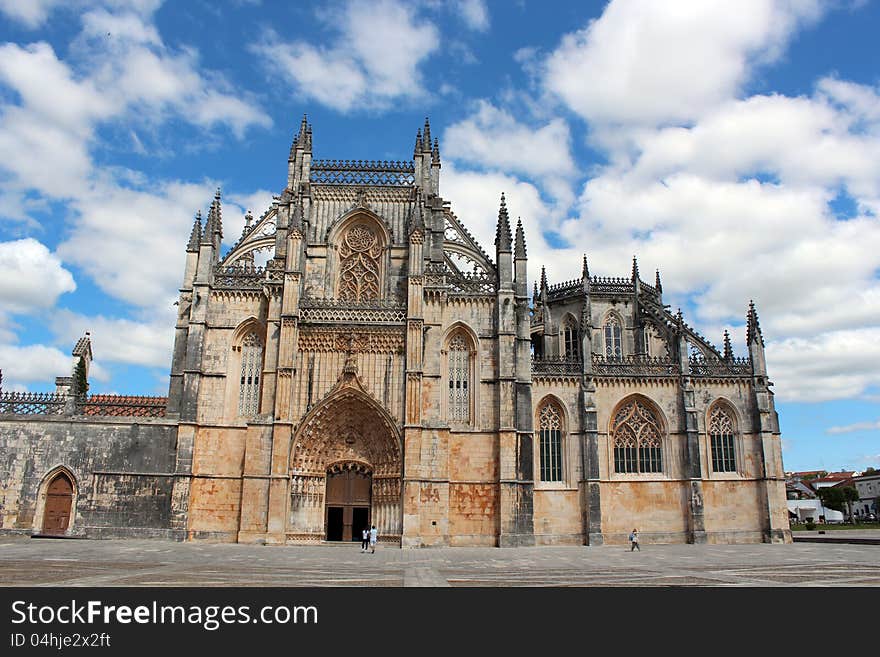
325,462,372,542
42,472,74,535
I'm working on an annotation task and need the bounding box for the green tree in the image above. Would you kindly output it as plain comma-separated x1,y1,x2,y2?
864,467,877,475
73,356,88,398
817,486,859,521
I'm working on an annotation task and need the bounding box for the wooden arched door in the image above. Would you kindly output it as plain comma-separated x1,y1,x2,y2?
325,463,371,542
42,473,73,535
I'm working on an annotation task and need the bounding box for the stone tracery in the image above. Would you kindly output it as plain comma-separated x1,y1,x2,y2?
338,223,382,301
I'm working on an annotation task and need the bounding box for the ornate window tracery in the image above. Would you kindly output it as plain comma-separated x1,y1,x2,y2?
448,333,471,423
238,332,263,416
538,401,563,482
709,405,737,472
338,223,382,301
604,316,622,360
612,399,663,474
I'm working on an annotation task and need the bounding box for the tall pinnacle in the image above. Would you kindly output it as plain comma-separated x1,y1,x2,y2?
495,192,512,251
723,329,733,360
582,255,590,279
655,269,663,294
632,255,640,281
747,300,764,346
514,217,526,258
540,265,548,293
414,128,422,158
187,211,202,252
212,188,223,239
432,137,440,166
422,117,431,151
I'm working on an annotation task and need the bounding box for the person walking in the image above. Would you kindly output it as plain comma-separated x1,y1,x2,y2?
369,524,378,554
361,526,369,552
629,528,640,551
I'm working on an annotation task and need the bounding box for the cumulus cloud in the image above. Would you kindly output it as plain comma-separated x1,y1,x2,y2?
252,0,439,112
0,343,72,385
542,0,824,127
453,0,489,32
0,239,76,313
49,309,175,369
444,101,576,180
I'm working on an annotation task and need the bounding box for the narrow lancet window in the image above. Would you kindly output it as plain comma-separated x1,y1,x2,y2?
605,317,622,359
710,405,737,472
239,332,263,416
538,402,563,482
448,333,470,423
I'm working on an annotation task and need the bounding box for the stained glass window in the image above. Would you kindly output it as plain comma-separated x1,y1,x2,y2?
613,399,663,474
710,405,737,472
605,317,622,359
539,402,563,482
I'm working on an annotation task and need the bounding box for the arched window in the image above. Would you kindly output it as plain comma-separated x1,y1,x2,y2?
563,316,579,360
448,333,471,423
338,223,382,301
604,316,622,359
538,400,564,482
612,398,663,473
238,332,263,416
709,404,737,472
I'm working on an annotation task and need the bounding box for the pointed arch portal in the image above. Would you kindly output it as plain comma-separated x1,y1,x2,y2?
289,385,401,543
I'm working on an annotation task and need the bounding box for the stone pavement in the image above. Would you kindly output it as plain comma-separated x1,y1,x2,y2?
1,535,878,587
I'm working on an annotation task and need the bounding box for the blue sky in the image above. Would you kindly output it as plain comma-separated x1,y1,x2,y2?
0,0,878,474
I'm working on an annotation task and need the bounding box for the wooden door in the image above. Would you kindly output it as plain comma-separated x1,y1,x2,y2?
325,468,371,541
43,473,73,535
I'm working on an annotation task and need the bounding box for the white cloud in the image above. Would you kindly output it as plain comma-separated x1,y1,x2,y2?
444,101,576,180
0,343,72,385
826,420,880,435
252,0,440,112
0,0,66,28
0,239,76,314
542,0,824,126
454,0,489,32
49,309,175,369
57,179,216,311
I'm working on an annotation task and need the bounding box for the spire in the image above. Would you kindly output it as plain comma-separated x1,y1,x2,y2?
723,329,733,360
495,192,512,251
514,217,526,258
422,117,431,151
432,137,440,166
676,307,684,326
747,300,764,346
655,269,662,294
632,255,640,281
187,212,202,252
296,114,311,150
414,128,422,158
533,281,539,303
211,188,223,239
201,202,214,245
540,265,548,294
582,255,590,279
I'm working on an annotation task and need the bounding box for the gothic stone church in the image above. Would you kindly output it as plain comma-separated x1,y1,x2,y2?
0,119,791,547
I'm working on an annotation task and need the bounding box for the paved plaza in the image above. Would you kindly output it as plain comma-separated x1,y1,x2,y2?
1,534,879,587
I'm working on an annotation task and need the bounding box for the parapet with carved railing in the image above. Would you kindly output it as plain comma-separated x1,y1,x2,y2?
592,354,678,376
447,270,495,295
299,298,407,324
310,160,415,186
532,357,582,377
546,279,582,300
688,356,752,377
213,264,283,289
0,392,167,417
0,391,67,415
590,277,635,296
